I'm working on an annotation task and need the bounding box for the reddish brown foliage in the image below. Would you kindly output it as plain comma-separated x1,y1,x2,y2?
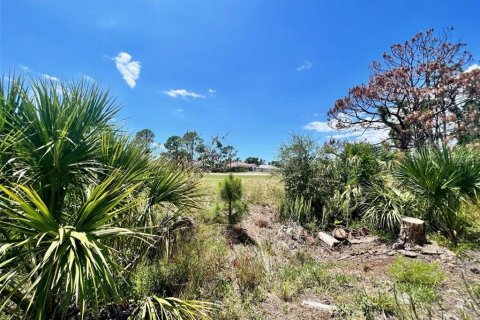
328,28,480,149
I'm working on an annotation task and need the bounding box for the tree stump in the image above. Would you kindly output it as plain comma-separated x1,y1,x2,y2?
399,217,426,245
332,228,347,240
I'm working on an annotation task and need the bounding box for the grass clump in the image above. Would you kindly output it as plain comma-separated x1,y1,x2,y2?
359,291,398,319
232,247,266,294
389,257,445,304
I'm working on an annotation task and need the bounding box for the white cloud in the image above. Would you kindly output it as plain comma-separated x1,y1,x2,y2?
303,120,390,144
331,129,390,144
296,60,312,71
302,121,334,132
172,108,184,118
81,74,95,82
41,73,59,82
465,64,480,73
20,65,31,72
163,89,206,99
115,52,141,88
208,89,216,97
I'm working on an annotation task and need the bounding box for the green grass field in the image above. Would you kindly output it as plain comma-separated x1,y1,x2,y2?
200,173,284,207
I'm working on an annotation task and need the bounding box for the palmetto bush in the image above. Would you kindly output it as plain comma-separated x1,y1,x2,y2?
362,177,413,233
394,146,480,241
0,77,212,319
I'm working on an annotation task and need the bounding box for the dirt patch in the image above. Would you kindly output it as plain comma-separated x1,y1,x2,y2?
233,204,480,319
223,225,257,246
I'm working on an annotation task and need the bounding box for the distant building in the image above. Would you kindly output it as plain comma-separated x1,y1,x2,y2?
229,161,257,170
256,164,279,172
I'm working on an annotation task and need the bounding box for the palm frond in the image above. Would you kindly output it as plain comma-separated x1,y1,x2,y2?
0,175,143,319
131,296,216,320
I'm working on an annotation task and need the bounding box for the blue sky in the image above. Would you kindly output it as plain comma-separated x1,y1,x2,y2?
1,0,479,161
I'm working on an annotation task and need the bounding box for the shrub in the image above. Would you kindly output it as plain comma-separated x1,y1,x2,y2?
394,145,480,242
278,135,322,215
362,177,412,233
0,76,212,319
277,195,314,224
219,174,244,224
278,137,388,227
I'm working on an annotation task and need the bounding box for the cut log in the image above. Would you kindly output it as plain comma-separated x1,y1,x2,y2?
301,300,336,313
399,217,426,246
318,231,340,248
332,228,347,240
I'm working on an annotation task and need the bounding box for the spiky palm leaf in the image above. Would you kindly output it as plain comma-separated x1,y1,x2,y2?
0,174,144,319
142,161,202,225
394,146,480,239
10,79,117,221
131,296,215,320
0,75,213,320
362,179,411,233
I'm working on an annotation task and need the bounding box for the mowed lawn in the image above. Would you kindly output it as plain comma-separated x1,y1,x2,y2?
200,172,284,206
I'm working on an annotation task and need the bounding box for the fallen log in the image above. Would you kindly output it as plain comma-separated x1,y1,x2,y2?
318,231,340,248
301,300,336,313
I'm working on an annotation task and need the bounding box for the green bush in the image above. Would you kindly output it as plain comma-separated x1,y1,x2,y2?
394,145,480,242
277,137,388,227
277,195,313,224
362,177,412,233
0,76,211,319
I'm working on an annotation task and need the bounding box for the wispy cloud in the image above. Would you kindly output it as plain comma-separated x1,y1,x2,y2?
302,121,333,132
172,108,184,117
163,89,206,99
303,120,389,144
20,65,31,72
331,129,390,144
296,60,312,71
115,52,141,88
41,73,60,82
208,89,217,97
81,74,95,82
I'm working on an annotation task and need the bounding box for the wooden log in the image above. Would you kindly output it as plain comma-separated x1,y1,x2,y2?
318,231,340,247
399,217,426,245
301,300,337,313
332,228,347,240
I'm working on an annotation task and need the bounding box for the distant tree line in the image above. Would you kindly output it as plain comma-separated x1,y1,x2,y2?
134,129,271,172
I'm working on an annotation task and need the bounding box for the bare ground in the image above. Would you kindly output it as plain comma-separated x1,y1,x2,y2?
231,204,480,320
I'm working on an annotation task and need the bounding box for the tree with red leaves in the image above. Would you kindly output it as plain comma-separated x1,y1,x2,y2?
327,28,480,150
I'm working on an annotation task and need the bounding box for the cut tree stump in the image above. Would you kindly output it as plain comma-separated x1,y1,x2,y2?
399,217,426,245
332,228,347,240
318,231,340,248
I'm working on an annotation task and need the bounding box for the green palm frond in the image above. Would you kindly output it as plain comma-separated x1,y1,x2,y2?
393,145,480,239
145,161,202,215
362,179,410,233
0,174,144,319
99,130,151,185
11,79,118,220
131,296,216,320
